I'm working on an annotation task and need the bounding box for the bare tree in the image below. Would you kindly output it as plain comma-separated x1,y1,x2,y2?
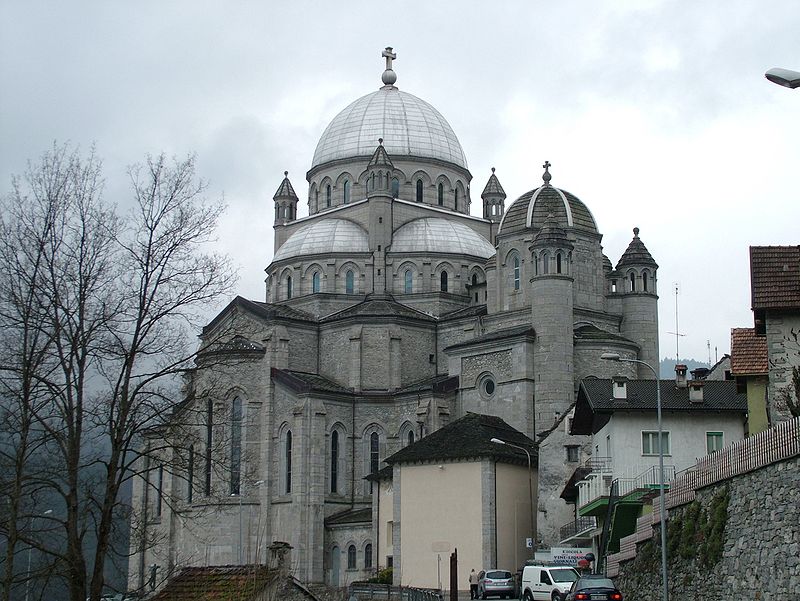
0,145,236,601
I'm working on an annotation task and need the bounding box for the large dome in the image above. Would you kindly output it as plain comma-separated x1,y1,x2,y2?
312,87,468,170
272,219,369,263
390,218,495,259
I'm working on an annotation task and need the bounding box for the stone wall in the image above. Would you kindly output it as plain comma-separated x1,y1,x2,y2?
614,456,800,599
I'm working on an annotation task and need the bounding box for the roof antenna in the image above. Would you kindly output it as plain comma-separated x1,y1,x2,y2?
666,282,685,363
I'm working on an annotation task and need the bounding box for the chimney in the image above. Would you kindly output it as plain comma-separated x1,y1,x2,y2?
675,364,688,388
689,381,705,403
612,377,627,400
691,367,710,380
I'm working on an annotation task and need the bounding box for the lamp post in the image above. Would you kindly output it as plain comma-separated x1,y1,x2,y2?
765,67,800,89
490,438,536,555
601,353,668,601
25,509,53,601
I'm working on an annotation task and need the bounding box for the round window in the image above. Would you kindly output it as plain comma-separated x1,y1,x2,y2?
484,379,495,395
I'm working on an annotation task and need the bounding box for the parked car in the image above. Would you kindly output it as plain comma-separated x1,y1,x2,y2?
520,565,580,601
564,575,622,601
477,569,516,599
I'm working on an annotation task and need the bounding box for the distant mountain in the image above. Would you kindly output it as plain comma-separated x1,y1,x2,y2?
659,357,710,378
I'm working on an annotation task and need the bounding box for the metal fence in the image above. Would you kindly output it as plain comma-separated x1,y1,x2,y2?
349,583,443,601
667,416,800,509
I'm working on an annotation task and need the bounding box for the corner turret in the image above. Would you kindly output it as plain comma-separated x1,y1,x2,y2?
482,167,506,221
273,171,299,226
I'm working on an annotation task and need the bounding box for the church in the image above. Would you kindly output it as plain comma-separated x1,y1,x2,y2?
128,47,660,590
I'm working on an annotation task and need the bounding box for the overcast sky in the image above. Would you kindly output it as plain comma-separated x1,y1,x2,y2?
1,0,798,364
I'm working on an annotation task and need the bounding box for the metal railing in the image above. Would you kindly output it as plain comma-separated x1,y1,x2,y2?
558,516,597,542
349,583,443,601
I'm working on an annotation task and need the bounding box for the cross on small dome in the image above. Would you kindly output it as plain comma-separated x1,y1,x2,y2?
381,47,397,86
542,160,552,185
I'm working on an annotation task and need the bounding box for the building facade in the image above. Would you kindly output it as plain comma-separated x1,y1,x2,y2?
128,48,661,590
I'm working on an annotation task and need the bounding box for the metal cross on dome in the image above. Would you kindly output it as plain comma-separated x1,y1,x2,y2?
382,47,396,70
542,160,552,185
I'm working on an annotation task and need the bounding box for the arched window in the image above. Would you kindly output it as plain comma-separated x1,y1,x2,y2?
345,270,355,295
315,189,319,211
286,276,293,299
204,399,213,495
347,545,357,569
391,178,399,198
404,269,413,294
326,185,332,207
370,432,380,474
312,272,320,293
556,252,563,274
230,397,242,495
187,445,194,503
416,179,423,202
440,271,448,292
513,256,520,290
156,464,164,516
630,272,636,292
454,188,459,211
365,543,373,569
472,274,478,286
330,430,339,494
542,252,549,275
438,183,444,206
343,180,350,204
285,431,292,494
407,430,415,446
642,271,649,292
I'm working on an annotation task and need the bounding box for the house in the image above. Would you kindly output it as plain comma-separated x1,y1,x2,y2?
372,413,537,589
730,327,769,434
560,367,747,563
750,245,800,422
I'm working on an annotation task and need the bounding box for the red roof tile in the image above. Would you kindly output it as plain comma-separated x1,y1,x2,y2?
730,328,768,375
750,246,800,310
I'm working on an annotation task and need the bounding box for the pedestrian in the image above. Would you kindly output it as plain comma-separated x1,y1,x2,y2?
469,569,479,599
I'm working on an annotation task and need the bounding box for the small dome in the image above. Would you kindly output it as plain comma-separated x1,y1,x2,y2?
498,185,598,237
312,88,468,170
272,219,369,263
390,218,495,259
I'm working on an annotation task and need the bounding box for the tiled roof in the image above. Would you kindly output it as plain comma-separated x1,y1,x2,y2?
440,304,487,321
481,169,506,198
750,245,800,310
271,369,353,395
202,296,314,335
573,324,634,343
444,325,534,352
730,328,768,375
386,413,537,466
321,293,436,323
616,227,658,269
150,566,274,601
579,378,747,413
325,507,372,526
498,185,598,238
273,173,298,200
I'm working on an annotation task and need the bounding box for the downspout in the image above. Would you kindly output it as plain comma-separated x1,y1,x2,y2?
351,394,356,507
137,453,150,592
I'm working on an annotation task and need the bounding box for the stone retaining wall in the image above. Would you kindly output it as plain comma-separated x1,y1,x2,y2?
614,456,800,599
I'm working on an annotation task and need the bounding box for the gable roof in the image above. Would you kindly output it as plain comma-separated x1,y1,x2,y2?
202,296,315,335
150,566,274,601
730,327,768,376
750,245,800,310
321,292,435,323
572,378,747,434
444,325,534,352
386,413,537,466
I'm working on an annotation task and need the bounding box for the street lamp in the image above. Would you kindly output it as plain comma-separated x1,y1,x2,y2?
25,509,53,601
490,438,536,555
600,353,668,601
765,67,800,89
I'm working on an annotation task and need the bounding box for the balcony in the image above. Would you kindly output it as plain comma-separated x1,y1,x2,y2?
559,516,598,544
576,463,675,517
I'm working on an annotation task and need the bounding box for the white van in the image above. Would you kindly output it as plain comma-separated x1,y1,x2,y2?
519,565,580,601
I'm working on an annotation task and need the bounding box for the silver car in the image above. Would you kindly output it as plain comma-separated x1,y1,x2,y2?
478,569,516,599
